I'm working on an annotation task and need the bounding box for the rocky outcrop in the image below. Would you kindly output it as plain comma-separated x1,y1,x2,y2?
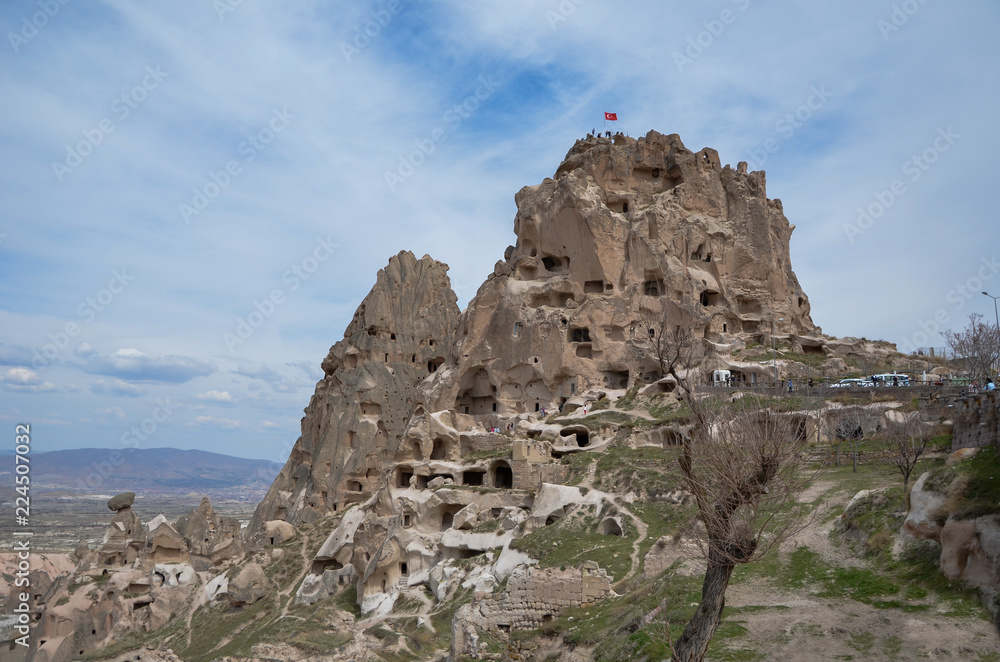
97,493,145,566
282,131,833,624
226,563,271,607
420,131,817,418
248,251,461,533
903,452,1000,624
176,497,244,566
29,497,241,662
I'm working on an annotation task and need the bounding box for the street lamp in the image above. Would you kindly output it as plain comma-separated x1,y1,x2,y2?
771,317,784,386
984,292,1000,374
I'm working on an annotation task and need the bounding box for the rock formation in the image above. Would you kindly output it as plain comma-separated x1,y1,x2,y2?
97,492,145,566
283,131,832,631
248,250,461,533
420,130,817,417
25,496,245,662
904,451,1000,623
31,130,988,661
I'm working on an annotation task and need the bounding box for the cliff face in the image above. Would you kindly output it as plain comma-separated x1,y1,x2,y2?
249,251,460,532
421,130,815,415
247,130,821,618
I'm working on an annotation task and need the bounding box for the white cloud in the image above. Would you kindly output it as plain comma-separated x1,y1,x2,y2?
90,378,147,397
195,390,236,403
1,0,997,457
193,415,245,429
1,368,59,393
81,348,216,383
94,406,127,420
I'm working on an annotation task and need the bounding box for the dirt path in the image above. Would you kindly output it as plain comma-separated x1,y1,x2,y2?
278,530,314,619
721,479,999,660
578,461,598,489
614,500,649,585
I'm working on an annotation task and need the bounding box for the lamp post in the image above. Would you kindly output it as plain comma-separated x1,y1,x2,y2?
984,292,1000,375
771,317,784,386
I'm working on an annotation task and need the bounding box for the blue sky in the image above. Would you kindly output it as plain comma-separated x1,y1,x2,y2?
1,0,997,460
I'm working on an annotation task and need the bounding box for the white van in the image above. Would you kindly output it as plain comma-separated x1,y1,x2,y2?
711,370,731,386
872,373,909,386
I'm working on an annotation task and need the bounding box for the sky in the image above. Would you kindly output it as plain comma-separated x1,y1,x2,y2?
1,0,997,461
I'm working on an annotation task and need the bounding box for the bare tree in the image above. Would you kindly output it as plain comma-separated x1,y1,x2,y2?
637,308,698,380
640,319,819,662
827,405,880,473
944,313,1000,384
877,415,930,512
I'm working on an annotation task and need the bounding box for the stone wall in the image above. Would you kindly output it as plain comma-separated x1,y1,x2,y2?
456,562,611,640
512,461,569,490
952,393,999,450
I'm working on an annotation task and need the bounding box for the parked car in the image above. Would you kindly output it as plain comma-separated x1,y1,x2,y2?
831,378,872,388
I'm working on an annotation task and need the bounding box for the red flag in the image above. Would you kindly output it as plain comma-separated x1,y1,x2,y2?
604,112,618,121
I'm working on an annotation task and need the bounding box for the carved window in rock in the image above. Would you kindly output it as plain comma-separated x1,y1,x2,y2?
491,461,514,489
430,439,448,461
643,275,665,296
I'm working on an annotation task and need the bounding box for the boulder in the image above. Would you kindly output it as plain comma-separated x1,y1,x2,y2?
262,520,296,546
453,502,481,530
107,492,135,511
227,563,271,607
940,516,1000,589
903,472,947,540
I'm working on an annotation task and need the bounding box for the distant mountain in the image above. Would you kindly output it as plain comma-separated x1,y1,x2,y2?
0,447,281,497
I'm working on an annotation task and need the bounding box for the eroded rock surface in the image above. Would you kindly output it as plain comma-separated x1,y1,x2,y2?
248,250,461,533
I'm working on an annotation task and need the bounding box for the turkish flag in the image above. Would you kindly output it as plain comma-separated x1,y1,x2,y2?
604,112,618,121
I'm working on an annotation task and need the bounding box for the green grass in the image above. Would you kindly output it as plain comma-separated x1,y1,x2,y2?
628,500,698,572
591,445,683,498
510,507,635,581
551,410,653,431
944,447,1000,519
847,630,875,653
545,567,767,662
